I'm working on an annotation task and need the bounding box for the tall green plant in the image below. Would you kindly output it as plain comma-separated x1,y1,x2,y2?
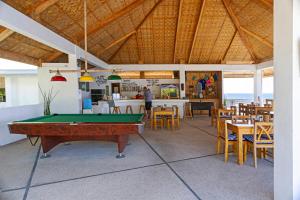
39,85,58,116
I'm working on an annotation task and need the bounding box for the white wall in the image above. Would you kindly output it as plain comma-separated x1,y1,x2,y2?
0,104,43,146
38,64,81,114
0,75,39,108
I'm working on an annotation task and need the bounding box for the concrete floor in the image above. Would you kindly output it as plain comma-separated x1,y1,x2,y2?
0,116,273,200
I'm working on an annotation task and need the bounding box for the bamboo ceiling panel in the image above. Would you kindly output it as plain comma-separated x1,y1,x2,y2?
189,0,229,64
174,0,202,63
0,29,63,66
224,33,252,62
231,0,273,46
1,0,273,64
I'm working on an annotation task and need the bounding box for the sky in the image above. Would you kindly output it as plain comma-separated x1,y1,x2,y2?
0,58,37,70
224,77,273,94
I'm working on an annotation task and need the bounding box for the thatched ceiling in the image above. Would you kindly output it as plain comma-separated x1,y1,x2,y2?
0,0,273,65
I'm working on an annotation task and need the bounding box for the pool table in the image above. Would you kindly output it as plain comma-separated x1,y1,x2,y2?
8,114,144,158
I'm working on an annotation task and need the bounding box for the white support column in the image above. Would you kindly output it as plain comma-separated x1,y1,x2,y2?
254,69,263,105
179,67,186,98
274,0,300,199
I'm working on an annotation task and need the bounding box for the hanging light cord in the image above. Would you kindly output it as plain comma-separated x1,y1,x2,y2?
84,0,88,72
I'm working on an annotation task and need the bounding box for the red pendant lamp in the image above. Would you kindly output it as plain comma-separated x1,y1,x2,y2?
50,70,67,82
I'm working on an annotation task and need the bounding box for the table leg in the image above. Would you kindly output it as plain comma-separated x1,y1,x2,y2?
237,131,244,165
154,114,157,130
116,135,129,159
172,115,174,131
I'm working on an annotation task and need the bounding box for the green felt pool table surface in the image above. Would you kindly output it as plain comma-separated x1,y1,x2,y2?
17,114,144,123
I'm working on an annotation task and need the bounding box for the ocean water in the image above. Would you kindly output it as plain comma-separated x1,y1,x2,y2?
224,93,273,100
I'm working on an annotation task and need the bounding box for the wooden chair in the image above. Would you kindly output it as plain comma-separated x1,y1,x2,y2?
216,108,236,159
231,115,254,124
244,122,274,168
151,107,164,129
230,106,237,115
125,105,133,114
265,99,273,107
211,107,218,127
217,119,238,162
167,106,180,129
238,103,247,116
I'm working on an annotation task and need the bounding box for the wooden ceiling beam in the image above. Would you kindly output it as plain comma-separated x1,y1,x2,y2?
221,30,237,63
188,0,206,64
0,49,40,66
222,0,257,62
173,0,183,64
79,0,144,41
108,0,163,63
46,51,64,62
0,29,14,42
240,26,273,48
99,30,136,55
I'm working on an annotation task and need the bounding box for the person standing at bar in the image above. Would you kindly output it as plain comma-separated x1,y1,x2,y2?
143,87,152,119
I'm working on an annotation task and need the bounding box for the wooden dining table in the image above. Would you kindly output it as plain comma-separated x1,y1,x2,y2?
153,108,175,131
225,120,254,165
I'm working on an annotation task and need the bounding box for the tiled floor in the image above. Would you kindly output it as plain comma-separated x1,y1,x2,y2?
0,116,273,200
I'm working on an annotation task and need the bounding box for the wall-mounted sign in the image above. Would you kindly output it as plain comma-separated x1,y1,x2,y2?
96,75,107,86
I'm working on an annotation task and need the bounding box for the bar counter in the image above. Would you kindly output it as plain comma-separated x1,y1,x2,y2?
93,99,189,118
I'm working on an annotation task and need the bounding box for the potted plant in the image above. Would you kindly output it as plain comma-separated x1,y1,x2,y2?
39,85,58,116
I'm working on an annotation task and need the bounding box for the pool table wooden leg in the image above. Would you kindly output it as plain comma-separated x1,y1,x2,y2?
116,135,129,159
40,136,62,159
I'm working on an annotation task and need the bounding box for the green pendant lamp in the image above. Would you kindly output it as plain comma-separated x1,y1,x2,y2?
108,74,121,80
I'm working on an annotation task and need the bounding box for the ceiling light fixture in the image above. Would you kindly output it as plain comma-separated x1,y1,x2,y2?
50,70,67,82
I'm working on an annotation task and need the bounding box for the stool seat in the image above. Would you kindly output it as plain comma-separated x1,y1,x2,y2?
112,106,121,114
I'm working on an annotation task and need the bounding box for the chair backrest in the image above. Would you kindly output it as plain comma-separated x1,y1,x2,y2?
231,115,254,124
265,99,274,107
83,98,92,109
217,108,235,118
254,122,274,145
246,104,256,115
238,103,247,116
230,106,237,115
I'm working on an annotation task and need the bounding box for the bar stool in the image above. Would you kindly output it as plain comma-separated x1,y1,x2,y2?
139,105,146,114
113,106,121,114
184,102,192,120
126,105,133,114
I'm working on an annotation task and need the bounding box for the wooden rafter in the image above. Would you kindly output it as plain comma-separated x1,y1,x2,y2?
0,29,14,42
99,30,136,55
173,0,183,64
221,30,237,63
253,0,273,10
0,49,40,66
188,0,206,64
240,26,273,48
108,39,127,62
221,0,257,62
135,32,141,62
108,0,163,63
79,0,144,41
46,51,64,62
